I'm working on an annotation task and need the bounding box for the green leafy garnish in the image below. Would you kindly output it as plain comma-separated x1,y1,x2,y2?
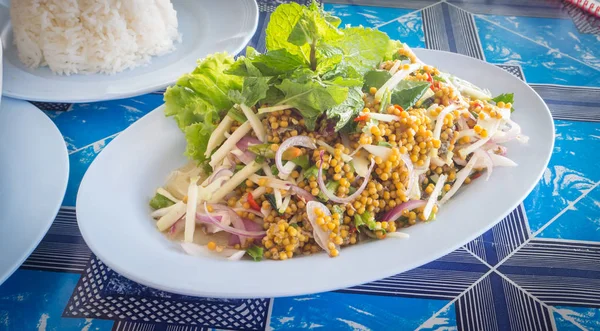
228,59,269,106
377,141,393,148
390,80,431,110
264,194,281,214
227,107,246,123
318,181,340,201
246,245,264,261
275,77,348,130
164,53,242,163
291,154,310,170
248,144,275,158
326,86,365,131
362,70,392,92
433,75,446,82
149,193,174,210
332,205,344,216
304,166,319,180
354,211,379,232
492,93,515,112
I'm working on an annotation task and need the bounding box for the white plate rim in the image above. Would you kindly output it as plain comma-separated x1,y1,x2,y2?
0,0,259,103
76,49,555,298
0,97,69,284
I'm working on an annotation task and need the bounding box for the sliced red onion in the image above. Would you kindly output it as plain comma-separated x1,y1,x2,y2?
381,200,426,222
236,136,262,152
305,201,336,255
318,151,375,204
276,136,316,176
209,203,251,243
197,205,265,238
228,233,241,246
168,216,185,239
242,218,264,232
233,207,264,218
205,167,233,185
231,149,255,165
288,185,316,202
474,149,493,181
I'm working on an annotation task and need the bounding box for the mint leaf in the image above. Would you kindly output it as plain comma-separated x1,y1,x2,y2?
491,93,514,104
330,27,390,75
228,59,269,106
149,193,174,210
276,77,348,130
326,86,364,131
227,48,307,77
246,245,263,261
265,2,310,62
492,93,515,112
363,70,392,92
390,80,431,110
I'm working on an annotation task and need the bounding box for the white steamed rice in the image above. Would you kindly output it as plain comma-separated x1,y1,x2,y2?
11,0,182,75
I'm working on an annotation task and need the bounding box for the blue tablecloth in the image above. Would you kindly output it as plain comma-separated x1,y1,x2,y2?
1,1,600,330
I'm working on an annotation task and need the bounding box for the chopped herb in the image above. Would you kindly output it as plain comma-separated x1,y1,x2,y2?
377,141,392,148
318,181,340,201
491,93,515,112
149,193,174,210
246,245,264,261
291,154,310,170
264,194,281,214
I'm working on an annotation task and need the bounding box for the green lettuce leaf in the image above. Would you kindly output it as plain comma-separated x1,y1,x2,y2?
362,69,392,92
164,53,241,163
184,121,215,163
390,80,431,110
149,193,174,210
164,85,215,130
326,86,364,131
275,77,348,130
385,39,404,61
176,53,242,111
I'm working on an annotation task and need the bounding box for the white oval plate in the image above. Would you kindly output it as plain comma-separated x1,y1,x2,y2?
0,97,69,284
77,50,554,298
0,0,258,103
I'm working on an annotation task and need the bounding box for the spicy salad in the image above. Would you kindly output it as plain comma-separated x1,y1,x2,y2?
149,2,528,261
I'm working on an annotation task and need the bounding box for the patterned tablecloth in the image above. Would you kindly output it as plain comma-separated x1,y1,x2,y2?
1,1,600,330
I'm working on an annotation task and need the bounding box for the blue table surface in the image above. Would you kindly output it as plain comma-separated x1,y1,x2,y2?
2,1,600,330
